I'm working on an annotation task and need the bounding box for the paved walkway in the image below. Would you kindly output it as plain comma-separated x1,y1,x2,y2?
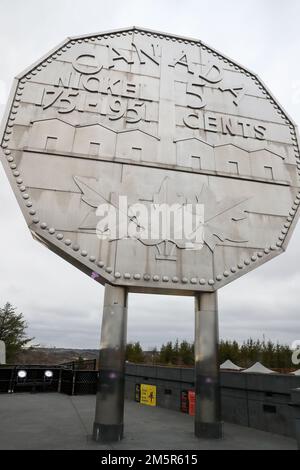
0,393,297,450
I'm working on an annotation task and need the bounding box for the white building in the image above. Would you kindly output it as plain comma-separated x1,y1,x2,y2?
0,341,6,365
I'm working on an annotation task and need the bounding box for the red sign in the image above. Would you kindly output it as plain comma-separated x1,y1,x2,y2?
188,391,196,416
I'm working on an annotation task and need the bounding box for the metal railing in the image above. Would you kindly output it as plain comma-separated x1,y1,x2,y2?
0,363,98,395
0,366,61,393
59,359,97,371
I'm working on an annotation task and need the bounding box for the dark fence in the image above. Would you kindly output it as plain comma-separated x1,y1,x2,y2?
0,367,15,393
60,369,98,395
74,371,98,395
60,369,74,395
0,366,98,395
59,359,97,371
14,367,60,393
0,366,61,393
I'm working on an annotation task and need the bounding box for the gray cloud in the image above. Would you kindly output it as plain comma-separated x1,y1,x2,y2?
0,0,300,349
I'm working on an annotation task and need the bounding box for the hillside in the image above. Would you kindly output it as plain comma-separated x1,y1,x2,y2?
14,347,99,365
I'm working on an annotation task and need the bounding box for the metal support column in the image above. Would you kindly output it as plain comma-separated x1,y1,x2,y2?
93,284,128,443
194,291,223,439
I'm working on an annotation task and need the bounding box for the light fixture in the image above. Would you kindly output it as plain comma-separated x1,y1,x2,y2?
44,370,53,378
17,370,27,379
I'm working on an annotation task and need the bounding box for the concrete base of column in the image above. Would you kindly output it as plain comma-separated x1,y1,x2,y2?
93,423,124,443
195,421,223,440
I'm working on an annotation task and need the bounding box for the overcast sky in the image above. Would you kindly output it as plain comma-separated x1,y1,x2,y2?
0,0,300,350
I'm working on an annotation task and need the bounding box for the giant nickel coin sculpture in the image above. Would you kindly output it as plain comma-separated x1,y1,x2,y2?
1,27,299,442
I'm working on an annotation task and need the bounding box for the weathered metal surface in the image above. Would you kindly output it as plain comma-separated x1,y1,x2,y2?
1,26,300,294
195,292,222,438
93,284,128,442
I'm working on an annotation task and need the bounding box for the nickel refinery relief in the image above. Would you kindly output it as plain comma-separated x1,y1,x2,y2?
24,118,290,184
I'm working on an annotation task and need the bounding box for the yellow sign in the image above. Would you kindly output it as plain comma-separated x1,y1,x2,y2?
140,384,157,407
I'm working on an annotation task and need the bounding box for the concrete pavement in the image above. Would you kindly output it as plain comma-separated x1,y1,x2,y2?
0,393,297,450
